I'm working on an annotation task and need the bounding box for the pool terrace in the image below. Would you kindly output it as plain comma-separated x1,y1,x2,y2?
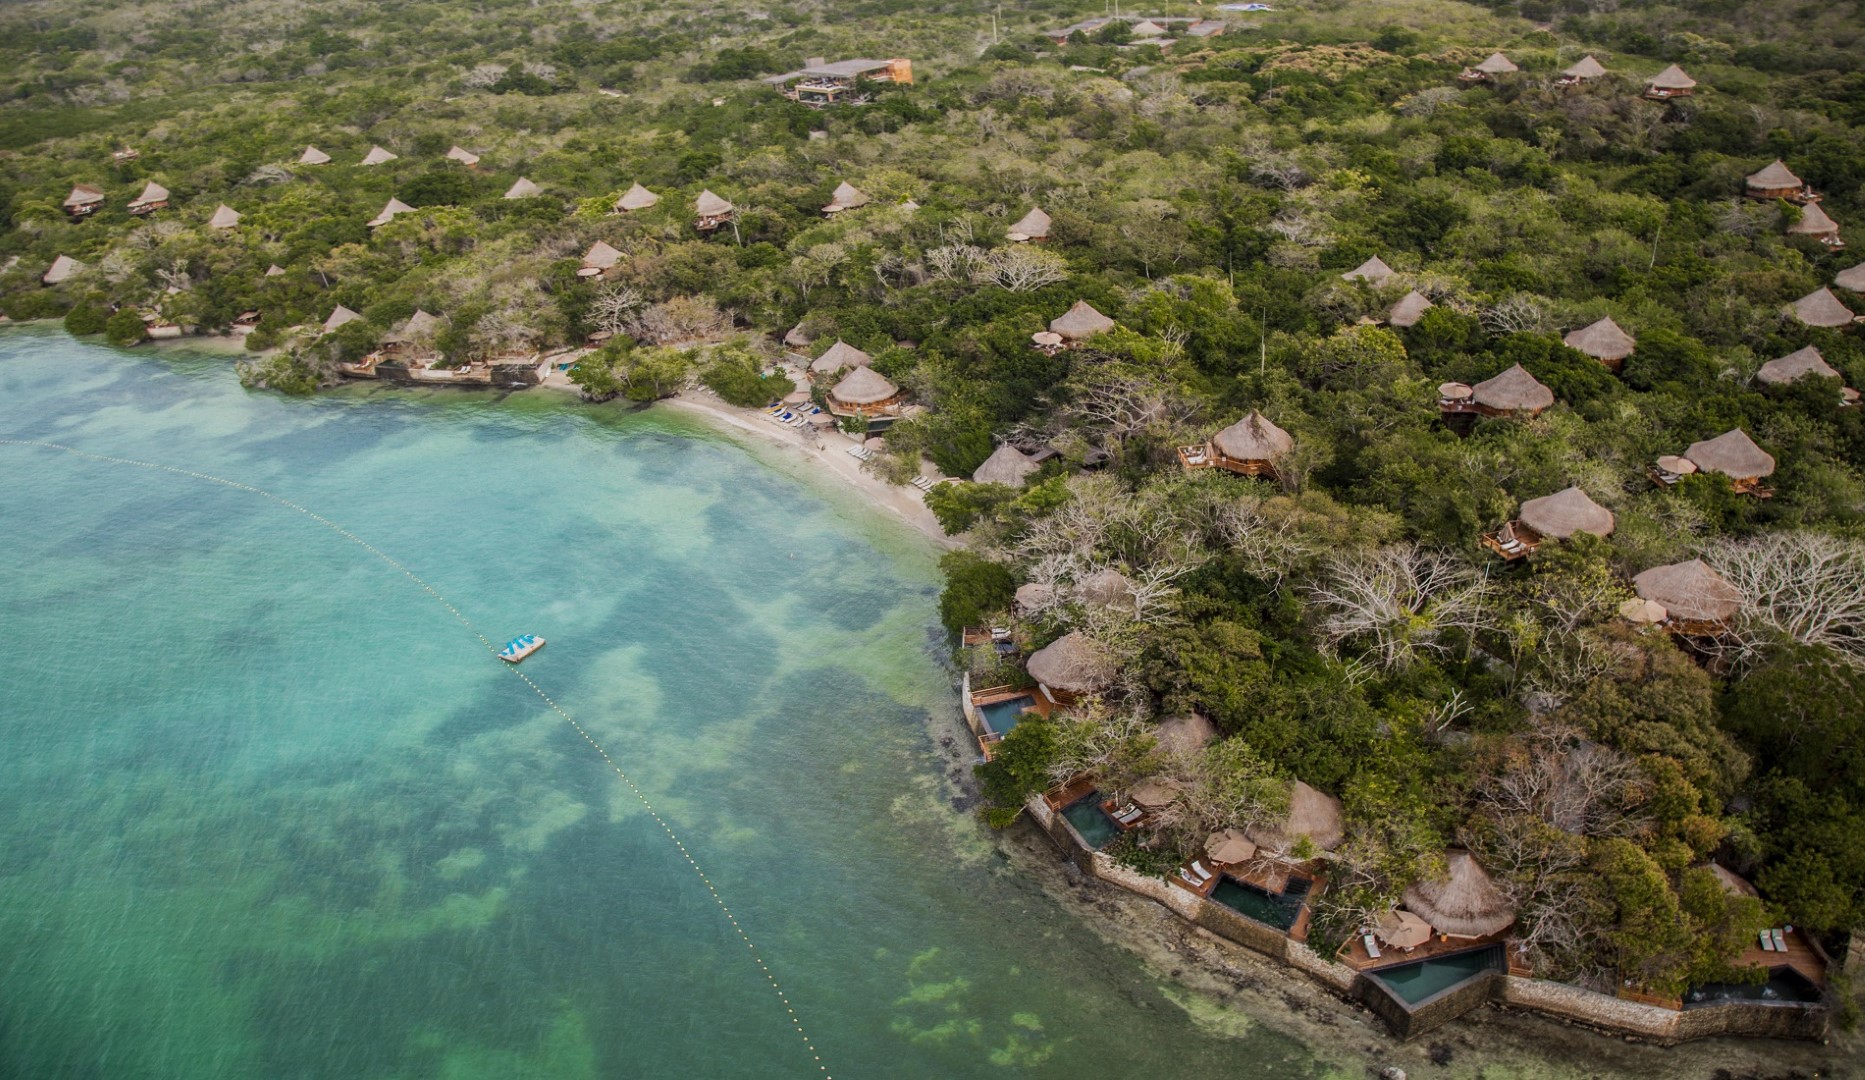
1339,925,1522,974
965,682,1058,760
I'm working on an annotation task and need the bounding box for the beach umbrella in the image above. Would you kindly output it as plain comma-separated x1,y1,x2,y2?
1376,909,1432,949
1205,829,1256,865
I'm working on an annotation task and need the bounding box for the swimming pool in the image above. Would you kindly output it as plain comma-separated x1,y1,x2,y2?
1061,792,1120,850
1370,946,1502,1005
976,694,1037,736
1210,876,1310,931
1687,966,1822,1007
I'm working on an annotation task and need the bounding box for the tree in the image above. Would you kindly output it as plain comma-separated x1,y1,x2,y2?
974,718,1060,827
1707,532,1865,670
1307,544,1493,669
937,551,1014,634
104,309,146,346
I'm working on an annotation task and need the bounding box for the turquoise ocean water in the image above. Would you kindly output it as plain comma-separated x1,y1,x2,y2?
0,329,1330,1079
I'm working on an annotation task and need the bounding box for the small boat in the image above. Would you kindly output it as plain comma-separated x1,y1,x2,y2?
499,634,545,663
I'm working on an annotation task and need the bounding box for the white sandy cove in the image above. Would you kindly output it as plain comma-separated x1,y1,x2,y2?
655,391,955,546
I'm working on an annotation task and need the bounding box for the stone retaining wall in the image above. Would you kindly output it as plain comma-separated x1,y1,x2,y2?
1497,976,1829,1045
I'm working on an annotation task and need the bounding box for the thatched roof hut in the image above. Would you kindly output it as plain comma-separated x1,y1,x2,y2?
322,305,363,334
1049,300,1115,341
1710,863,1759,898
1013,581,1053,612
1562,55,1607,80
1388,290,1433,328
1341,256,1395,285
503,177,542,199
360,145,398,166
264,264,286,278
1836,263,1865,293
208,204,241,230
1634,559,1743,624
823,181,870,213
386,309,442,343
63,184,105,210
1156,713,1219,756
1757,345,1840,386
1471,364,1554,414
1402,851,1514,938
615,183,659,212
41,254,83,285
1646,64,1697,91
1077,568,1133,609
973,443,1039,487
579,241,622,277
367,197,415,228
695,189,735,217
1130,19,1167,37
298,146,331,165
1685,428,1775,481
1788,203,1842,241
810,339,873,375
1211,411,1294,462
127,181,169,210
829,365,898,406
1745,160,1803,197
446,146,480,166
1519,486,1615,539
1025,631,1114,693
1792,287,1855,328
1563,317,1636,363
1007,207,1051,242
1475,52,1518,75
1129,776,1181,811
1246,780,1344,853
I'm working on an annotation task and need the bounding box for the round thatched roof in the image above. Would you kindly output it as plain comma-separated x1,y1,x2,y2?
1389,290,1434,328
1684,428,1775,480
1475,52,1518,75
1341,256,1395,284
830,366,899,405
582,241,622,270
1471,364,1554,413
1129,776,1182,810
824,181,869,212
1563,317,1636,361
41,254,83,285
1710,863,1759,898
208,204,241,229
1757,345,1840,386
1519,486,1615,540
1049,300,1116,341
1655,454,1696,476
322,305,362,333
298,146,331,165
368,198,415,227
503,177,542,199
1156,713,1219,756
1007,207,1051,241
385,309,442,343
1211,411,1294,462
811,339,874,375
1206,829,1256,864
130,181,169,206
616,183,659,211
1563,54,1607,79
1245,780,1344,853
1077,568,1133,609
264,264,286,277
1633,559,1743,623
973,443,1039,487
1746,160,1802,191
1788,203,1841,238
360,145,397,165
446,146,480,166
1646,64,1696,90
1026,631,1114,692
1014,582,1053,611
695,189,735,217
1836,263,1865,293
1402,851,1514,938
1792,287,1855,328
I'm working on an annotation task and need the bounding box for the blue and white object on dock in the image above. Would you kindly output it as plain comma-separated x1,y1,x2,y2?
499,634,545,663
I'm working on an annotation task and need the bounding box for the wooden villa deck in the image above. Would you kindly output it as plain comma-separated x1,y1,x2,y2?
1338,926,1513,972
1479,521,1540,561
1176,444,1277,478
1738,927,1826,987
969,684,1057,760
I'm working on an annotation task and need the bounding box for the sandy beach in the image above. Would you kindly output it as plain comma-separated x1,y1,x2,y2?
656,391,955,547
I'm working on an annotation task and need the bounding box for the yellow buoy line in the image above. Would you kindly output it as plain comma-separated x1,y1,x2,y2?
0,437,833,1078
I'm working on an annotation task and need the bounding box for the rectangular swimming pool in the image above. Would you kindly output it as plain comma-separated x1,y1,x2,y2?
977,694,1036,736
1210,875,1310,931
1371,946,1502,1005
1061,792,1119,850
1687,966,1822,1007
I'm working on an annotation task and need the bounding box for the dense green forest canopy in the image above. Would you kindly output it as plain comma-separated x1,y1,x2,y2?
3,0,1863,1002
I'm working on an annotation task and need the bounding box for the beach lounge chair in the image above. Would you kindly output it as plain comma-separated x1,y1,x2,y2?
1190,861,1213,883
1759,931,1776,951
1772,928,1787,951
1364,934,1382,960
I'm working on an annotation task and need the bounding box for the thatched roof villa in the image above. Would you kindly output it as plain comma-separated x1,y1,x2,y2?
503,177,542,199
1682,428,1775,494
360,145,398,166
1792,287,1856,327
615,183,659,212
1025,631,1114,700
208,204,241,230
367,197,415,228
1757,345,1843,387
127,180,169,215
446,146,480,167
1341,256,1395,285
1563,316,1636,370
1402,851,1515,939
1048,300,1115,345
1441,363,1556,419
322,305,363,334
264,263,287,278
1388,290,1433,328
298,146,331,165
694,189,736,232
1007,207,1051,243
1459,51,1517,83
1483,486,1614,561
1557,54,1607,87
64,184,105,217
1013,581,1053,614
1156,713,1219,756
1746,160,1811,202
1181,411,1294,477
826,366,902,417
1644,64,1697,99
822,181,870,214
1077,568,1134,610
1245,780,1344,855
809,339,873,377
1837,263,1865,293
41,254,83,285
1633,558,1743,630
381,310,444,359
579,241,622,278
973,443,1040,487
1788,203,1844,249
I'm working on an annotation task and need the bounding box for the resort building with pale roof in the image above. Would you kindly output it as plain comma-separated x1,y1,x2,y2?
1788,203,1845,249
822,181,869,215
446,146,480,167
41,254,83,285
360,145,398,166
767,57,913,106
1556,54,1607,87
1836,263,1865,293
615,183,659,212
825,365,903,418
1341,256,1395,285
1659,428,1775,496
972,443,1040,488
1007,207,1051,243
1438,363,1555,419
809,340,873,378
1791,287,1856,328
1245,780,1344,855
63,184,105,217
1563,316,1636,370
1633,558,1743,633
321,305,363,334
1643,64,1697,99
502,177,542,199
367,197,415,228
694,189,735,233
1757,345,1843,388
1745,160,1814,203
1387,290,1433,328
1025,631,1114,702
1459,52,1517,84
1180,411,1294,478
126,180,169,216
1403,851,1514,939
207,204,241,230
1046,300,1115,345
578,241,622,278
1483,486,1614,561
298,146,331,165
